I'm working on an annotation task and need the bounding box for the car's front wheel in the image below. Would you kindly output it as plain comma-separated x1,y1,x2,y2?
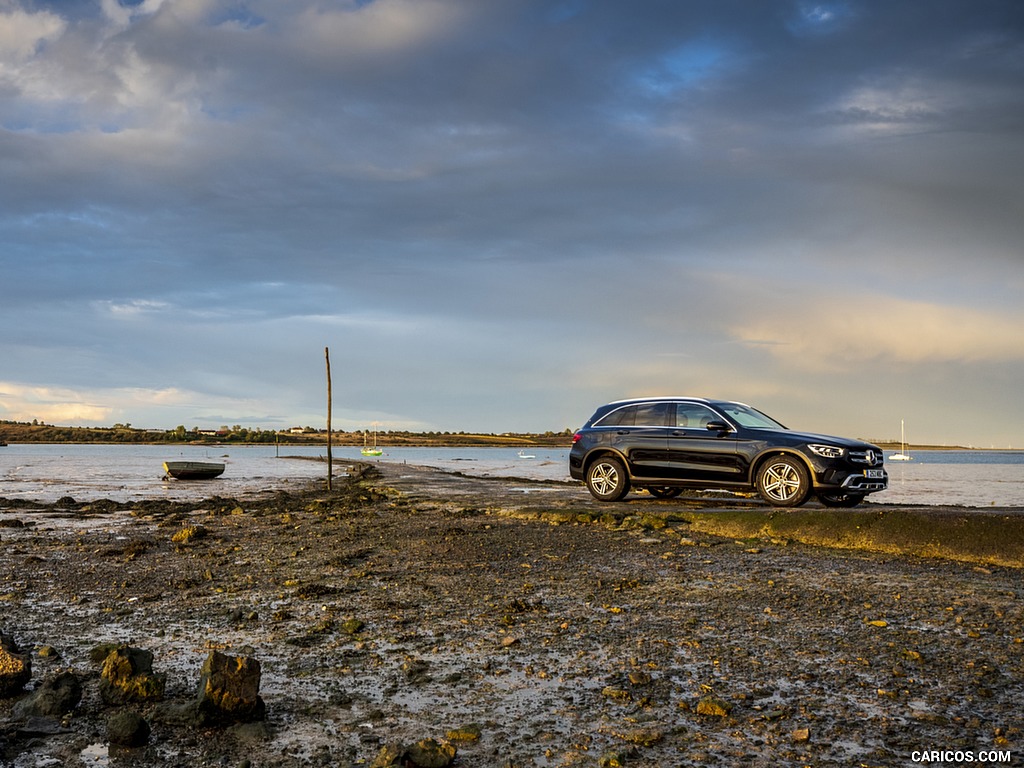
585,456,630,501
818,492,865,508
756,456,811,507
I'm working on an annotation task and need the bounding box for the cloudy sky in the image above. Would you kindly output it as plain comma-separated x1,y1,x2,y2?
1,0,1022,447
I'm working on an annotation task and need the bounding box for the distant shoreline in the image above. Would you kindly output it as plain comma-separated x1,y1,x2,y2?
4,440,1020,452
0,420,1017,452
0,437,574,448
0,421,571,448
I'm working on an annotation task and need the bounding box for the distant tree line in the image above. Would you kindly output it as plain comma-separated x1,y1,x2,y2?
0,420,575,446
0,420,285,444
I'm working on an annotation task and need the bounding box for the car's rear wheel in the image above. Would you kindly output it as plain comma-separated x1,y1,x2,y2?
585,456,630,501
818,492,865,508
648,487,682,499
756,455,811,507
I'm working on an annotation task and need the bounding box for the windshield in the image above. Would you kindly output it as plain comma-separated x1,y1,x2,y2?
718,403,787,430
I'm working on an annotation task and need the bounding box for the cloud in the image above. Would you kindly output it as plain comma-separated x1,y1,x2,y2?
787,1,859,37
0,382,113,423
0,4,65,64
287,0,467,57
730,294,1024,370
1,0,1023,447
0,381,275,427
95,298,171,317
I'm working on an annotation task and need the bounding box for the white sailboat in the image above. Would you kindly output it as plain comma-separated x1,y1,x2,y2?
361,424,383,457
890,419,913,461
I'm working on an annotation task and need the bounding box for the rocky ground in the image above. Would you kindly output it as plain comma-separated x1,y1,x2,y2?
0,463,1021,767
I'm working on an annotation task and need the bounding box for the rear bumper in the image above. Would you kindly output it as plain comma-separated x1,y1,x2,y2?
568,450,585,480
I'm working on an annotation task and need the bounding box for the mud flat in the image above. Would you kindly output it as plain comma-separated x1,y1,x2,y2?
0,463,1021,767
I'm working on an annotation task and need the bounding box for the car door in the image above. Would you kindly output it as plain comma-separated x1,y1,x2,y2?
594,402,671,479
663,403,743,482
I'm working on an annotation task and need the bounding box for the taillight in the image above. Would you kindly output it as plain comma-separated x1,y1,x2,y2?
571,432,582,444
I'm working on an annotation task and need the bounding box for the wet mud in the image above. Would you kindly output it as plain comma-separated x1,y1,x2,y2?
0,463,1021,767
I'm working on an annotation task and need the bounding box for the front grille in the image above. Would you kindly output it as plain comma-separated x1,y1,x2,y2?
849,449,880,466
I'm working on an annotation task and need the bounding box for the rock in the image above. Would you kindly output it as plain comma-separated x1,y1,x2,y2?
639,515,666,530
628,670,652,686
407,738,457,768
172,523,208,544
601,685,631,702
370,739,457,768
446,723,482,742
37,645,60,659
16,716,71,736
696,695,732,717
89,642,120,664
401,658,432,684
370,743,407,768
195,650,266,725
618,727,664,746
0,633,31,697
792,727,811,742
543,511,577,525
100,645,166,705
13,671,82,717
340,618,364,635
108,709,151,747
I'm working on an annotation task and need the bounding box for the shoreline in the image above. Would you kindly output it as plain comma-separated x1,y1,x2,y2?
4,439,1023,452
1,464,1021,767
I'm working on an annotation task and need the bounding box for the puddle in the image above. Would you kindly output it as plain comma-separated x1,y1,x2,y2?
79,743,110,766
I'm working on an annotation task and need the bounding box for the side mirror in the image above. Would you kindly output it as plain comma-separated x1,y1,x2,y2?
705,421,731,433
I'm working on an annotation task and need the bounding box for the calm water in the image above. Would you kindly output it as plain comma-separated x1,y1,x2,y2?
1,444,1022,508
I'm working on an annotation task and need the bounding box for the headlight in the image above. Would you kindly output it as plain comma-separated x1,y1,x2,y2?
808,444,844,459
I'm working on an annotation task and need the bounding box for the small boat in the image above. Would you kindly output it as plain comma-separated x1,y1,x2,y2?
360,425,383,457
162,460,225,480
890,419,913,461
517,450,536,459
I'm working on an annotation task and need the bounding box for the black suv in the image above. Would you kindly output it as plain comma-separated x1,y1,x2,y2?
569,397,887,507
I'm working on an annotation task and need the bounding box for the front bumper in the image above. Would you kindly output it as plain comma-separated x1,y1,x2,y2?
818,464,888,494
840,473,888,493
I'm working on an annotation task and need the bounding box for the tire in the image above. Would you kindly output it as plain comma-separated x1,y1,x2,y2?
756,455,811,507
648,487,682,499
818,493,865,508
585,456,630,502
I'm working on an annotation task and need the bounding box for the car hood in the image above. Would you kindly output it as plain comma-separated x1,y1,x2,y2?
782,430,879,450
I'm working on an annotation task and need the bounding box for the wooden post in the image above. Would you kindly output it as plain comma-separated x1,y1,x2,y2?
325,346,333,491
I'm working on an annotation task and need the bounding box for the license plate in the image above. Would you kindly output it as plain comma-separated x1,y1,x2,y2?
864,469,884,479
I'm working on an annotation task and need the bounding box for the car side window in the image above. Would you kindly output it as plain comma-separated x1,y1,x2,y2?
597,406,634,426
673,403,720,429
597,403,670,427
634,402,670,426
